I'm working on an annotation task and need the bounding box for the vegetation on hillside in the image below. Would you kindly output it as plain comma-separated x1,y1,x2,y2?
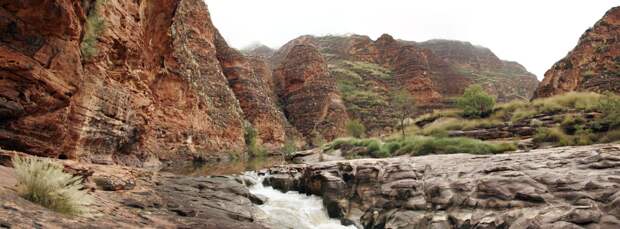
330,60,398,133
322,91,619,161
404,91,620,146
12,157,92,215
80,0,106,59
244,122,266,157
326,136,516,159
345,120,366,138
391,89,416,138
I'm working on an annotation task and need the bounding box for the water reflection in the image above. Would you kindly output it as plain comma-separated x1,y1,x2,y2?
162,156,285,176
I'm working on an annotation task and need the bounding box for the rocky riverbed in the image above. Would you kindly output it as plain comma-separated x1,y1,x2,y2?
0,156,268,229
265,144,620,228
2,144,620,228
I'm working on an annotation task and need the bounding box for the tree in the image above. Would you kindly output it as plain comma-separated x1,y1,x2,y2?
345,120,366,138
391,89,416,138
456,85,496,118
244,122,264,157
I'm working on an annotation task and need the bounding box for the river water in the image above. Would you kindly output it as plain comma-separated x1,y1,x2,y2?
163,159,353,228
245,172,355,229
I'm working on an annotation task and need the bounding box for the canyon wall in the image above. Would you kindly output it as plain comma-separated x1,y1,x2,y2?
257,33,538,135
0,0,292,164
273,44,348,142
534,6,620,98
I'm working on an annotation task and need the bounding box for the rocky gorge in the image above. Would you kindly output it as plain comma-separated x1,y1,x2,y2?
0,0,619,229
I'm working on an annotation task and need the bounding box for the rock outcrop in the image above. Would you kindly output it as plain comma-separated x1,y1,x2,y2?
418,40,540,101
534,6,620,98
266,144,620,228
214,32,291,150
0,0,299,162
273,44,348,142
268,34,537,135
0,159,268,228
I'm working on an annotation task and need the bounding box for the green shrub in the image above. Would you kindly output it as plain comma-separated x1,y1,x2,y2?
366,140,381,152
507,92,603,122
80,0,106,59
560,115,586,134
600,129,620,143
244,122,265,157
383,142,402,155
339,61,392,79
345,120,366,138
418,117,502,136
598,92,620,128
12,157,92,215
372,147,392,158
574,127,594,145
510,107,538,122
532,92,601,112
533,127,572,146
456,85,496,118
414,137,515,156
281,137,298,157
310,131,326,148
328,136,515,158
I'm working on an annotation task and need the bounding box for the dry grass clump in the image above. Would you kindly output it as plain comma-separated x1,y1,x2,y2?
12,157,92,215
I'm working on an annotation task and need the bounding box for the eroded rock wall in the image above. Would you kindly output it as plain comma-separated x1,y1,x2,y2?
0,0,256,164
418,39,540,101
534,6,620,98
274,44,348,142
214,31,291,149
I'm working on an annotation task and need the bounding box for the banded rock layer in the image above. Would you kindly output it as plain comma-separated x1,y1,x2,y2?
535,6,620,98
0,0,290,164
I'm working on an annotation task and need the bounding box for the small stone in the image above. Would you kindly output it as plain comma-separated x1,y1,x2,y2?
248,194,267,205
171,208,197,217
123,199,146,209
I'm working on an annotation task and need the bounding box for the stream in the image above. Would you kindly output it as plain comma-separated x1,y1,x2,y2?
163,158,354,228
245,172,355,229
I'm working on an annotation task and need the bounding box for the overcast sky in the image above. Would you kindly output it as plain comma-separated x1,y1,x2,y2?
204,0,618,79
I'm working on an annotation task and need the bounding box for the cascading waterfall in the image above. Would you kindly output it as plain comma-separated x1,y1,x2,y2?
245,172,355,229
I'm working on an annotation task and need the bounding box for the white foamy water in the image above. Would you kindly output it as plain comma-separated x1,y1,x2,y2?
246,172,355,229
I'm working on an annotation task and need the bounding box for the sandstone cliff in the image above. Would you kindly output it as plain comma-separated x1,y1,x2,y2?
273,44,349,142
0,0,291,164
214,32,292,150
534,6,620,98
261,34,537,135
418,40,540,101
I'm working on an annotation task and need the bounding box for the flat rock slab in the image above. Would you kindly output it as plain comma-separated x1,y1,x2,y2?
0,163,267,229
267,144,620,228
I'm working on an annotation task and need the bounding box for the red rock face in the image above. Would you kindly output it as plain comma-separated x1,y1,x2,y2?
0,0,82,157
273,34,443,105
274,45,348,141
273,34,539,104
534,6,620,98
374,34,442,104
0,0,256,164
418,40,539,101
214,31,290,149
